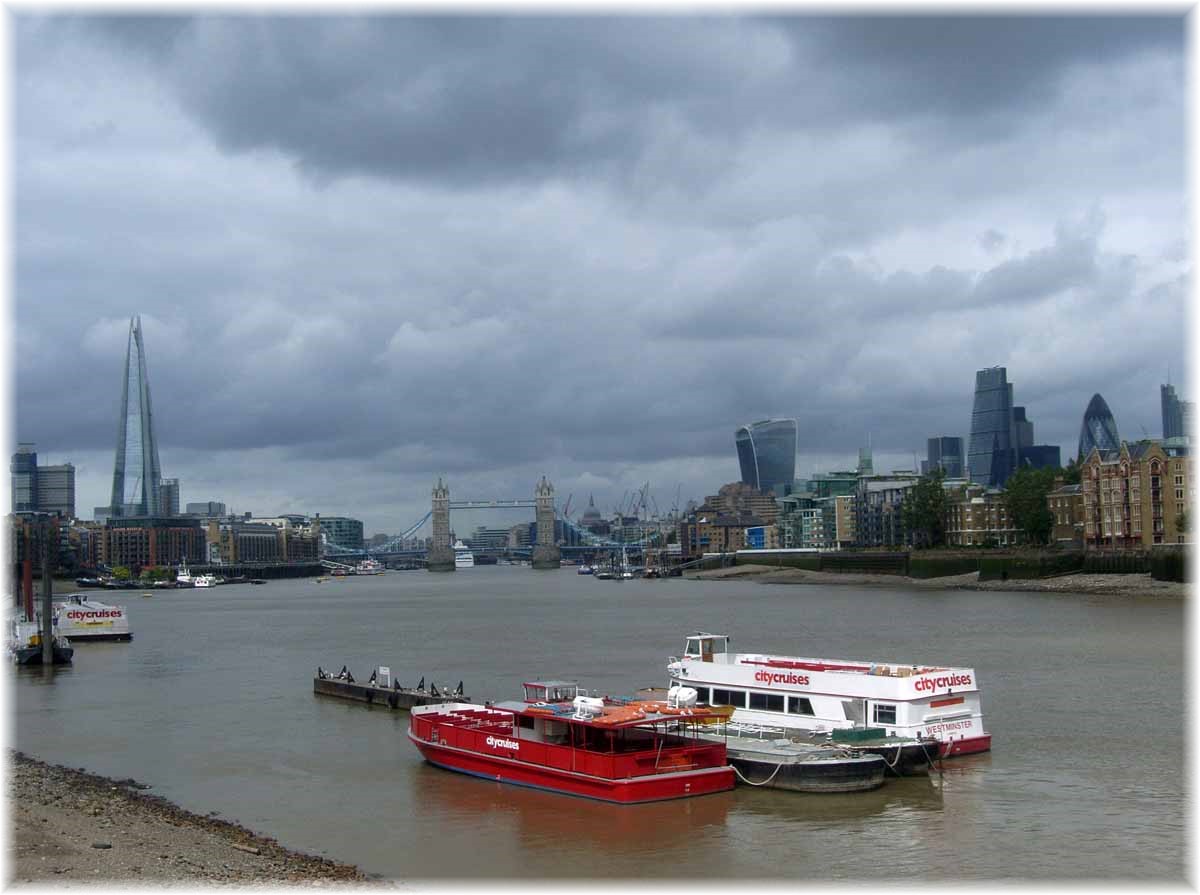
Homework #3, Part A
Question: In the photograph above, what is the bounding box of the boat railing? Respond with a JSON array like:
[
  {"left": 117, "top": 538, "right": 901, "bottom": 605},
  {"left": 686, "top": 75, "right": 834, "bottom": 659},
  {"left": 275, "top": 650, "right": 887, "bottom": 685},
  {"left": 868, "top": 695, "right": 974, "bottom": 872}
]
[{"left": 727, "top": 721, "right": 787, "bottom": 740}]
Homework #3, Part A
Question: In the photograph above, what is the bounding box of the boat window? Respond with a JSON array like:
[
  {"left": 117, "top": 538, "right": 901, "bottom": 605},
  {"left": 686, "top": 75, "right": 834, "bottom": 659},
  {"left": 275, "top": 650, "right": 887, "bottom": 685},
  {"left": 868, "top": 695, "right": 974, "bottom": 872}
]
[
  {"left": 749, "top": 692, "right": 784, "bottom": 712},
  {"left": 872, "top": 704, "right": 897, "bottom": 725},
  {"left": 711, "top": 688, "right": 746, "bottom": 708},
  {"left": 518, "top": 716, "right": 535, "bottom": 730},
  {"left": 690, "top": 686, "right": 710, "bottom": 704},
  {"left": 787, "top": 697, "right": 814, "bottom": 716}
]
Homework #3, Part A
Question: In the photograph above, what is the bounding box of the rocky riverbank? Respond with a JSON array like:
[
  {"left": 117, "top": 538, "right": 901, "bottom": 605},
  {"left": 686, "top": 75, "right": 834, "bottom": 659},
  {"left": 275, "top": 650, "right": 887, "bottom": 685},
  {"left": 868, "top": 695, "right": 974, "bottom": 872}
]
[
  {"left": 687, "top": 563, "right": 1188, "bottom": 597},
  {"left": 7, "top": 751, "right": 388, "bottom": 887}
]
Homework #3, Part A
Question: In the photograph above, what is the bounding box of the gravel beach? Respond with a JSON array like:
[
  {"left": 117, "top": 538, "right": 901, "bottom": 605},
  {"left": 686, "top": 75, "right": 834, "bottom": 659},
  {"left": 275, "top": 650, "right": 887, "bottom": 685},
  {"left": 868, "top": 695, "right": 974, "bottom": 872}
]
[
  {"left": 687, "top": 564, "right": 1189, "bottom": 597},
  {"left": 6, "top": 751, "right": 389, "bottom": 887}
]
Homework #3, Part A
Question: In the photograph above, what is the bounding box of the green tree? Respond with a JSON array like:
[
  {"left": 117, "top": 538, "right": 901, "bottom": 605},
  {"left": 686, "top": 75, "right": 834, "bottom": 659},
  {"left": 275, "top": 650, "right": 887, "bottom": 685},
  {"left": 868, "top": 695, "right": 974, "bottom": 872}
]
[
  {"left": 1061, "top": 456, "right": 1082, "bottom": 486},
  {"left": 1003, "top": 466, "right": 1058, "bottom": 545},
  {"left": 112, "top": 566, "right": 131, "bottom": 581},
  {"left": 1177, "top": 510, "right": 1189, "bottom": 535},
  {"left": 902, "top": 469, "right": 948, "bottom": 549}
]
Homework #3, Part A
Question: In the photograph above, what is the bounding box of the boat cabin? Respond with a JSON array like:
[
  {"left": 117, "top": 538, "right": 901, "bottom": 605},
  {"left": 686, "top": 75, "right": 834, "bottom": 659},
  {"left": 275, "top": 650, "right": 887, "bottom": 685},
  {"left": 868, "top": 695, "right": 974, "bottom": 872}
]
[
  {"left": 682, "top": 633, "right": 730, "bottom": 663},
  {"left": 522, "top": 680, "right": 581, "bottom": 703}
]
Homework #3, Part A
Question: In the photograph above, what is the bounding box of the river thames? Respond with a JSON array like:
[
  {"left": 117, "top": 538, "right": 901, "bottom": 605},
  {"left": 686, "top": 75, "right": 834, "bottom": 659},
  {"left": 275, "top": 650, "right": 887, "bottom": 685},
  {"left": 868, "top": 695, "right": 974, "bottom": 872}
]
[{"left": 10, "top": 567, "right": 1187, "bottom": 883}]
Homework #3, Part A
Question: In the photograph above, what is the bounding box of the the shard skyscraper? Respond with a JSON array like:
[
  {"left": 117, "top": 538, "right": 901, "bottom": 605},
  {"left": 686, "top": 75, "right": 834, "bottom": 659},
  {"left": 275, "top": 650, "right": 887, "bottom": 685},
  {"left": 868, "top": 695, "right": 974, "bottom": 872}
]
[{"left": 108, "top": 316, "right": 163, "bottom": 517}]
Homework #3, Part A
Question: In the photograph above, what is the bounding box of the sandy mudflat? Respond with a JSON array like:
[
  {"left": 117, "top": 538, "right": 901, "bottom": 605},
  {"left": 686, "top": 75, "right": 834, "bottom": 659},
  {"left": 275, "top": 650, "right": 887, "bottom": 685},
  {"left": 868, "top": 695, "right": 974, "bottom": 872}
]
[
  {"left": 7, "top": 751, "right": 393, "bottom": 887},
  {"left": 687, "top": 563, "right": 1188, "bottom": 597}
]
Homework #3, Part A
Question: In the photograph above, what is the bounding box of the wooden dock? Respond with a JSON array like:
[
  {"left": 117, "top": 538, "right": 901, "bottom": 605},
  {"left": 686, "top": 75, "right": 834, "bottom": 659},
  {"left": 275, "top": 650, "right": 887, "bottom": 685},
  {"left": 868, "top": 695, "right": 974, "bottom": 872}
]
[{"left": 313, "top": 672, "right": 465, "bottom": 710}]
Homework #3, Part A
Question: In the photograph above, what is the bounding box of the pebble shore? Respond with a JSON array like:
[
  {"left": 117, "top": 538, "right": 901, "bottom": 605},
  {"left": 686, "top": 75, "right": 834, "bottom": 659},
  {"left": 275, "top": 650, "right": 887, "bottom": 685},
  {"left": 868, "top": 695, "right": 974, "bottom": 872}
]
[
  {"left": 7, "top": 751, "right": 389, "bottom": 887},
  {"left": 687, "top": 564, "right": 1188, "bottom": 597}
]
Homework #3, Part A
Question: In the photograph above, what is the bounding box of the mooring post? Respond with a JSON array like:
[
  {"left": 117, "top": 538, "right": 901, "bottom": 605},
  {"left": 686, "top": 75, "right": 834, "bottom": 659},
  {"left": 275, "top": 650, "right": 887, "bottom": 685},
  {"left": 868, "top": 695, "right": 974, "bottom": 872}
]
[{"left": 40, "top": 521, "right": 54, "bottom": 666}]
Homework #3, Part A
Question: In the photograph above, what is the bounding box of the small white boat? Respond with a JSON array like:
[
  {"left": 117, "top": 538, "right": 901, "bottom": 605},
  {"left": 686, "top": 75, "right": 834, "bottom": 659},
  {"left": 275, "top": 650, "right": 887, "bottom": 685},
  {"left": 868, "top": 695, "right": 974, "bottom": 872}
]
[
  {"left": 53, "top": 594, "right": 132, "bottom": 641},
  {"left": 193, "top": 575, "right": 217, "bottom": 588},
  {"left": 176, "top": 567, "right": 194, "bottom": 587},
  {"left": 453, "top": 541, "right": 475, "bottom": 569},
  {"left": 356, "top": 558, "right": 385, "bottom": 575}
]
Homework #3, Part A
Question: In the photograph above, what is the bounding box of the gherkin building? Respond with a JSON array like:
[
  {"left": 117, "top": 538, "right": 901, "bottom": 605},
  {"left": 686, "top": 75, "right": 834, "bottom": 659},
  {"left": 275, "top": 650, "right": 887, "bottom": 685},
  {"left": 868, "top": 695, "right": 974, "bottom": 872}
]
[{"left": 1077, "top": 393, "right": 1121, "bottom": 460}]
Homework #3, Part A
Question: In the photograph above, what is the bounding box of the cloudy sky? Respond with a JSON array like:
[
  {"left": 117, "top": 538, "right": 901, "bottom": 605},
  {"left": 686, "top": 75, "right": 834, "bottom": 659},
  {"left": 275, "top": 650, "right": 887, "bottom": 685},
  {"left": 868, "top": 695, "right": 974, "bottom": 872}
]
[{"left": 8, "top": 12, "right": 1192, "bottom": 536}]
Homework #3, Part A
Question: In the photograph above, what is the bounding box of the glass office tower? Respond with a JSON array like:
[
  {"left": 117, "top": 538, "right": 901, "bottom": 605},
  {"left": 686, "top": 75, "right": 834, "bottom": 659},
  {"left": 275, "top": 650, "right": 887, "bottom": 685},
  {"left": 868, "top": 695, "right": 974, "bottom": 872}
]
[
  {"left": 109, "top": 316, "right": 164, "bottom": 518},
  {"left": 967, "top": 367, "right": 1016, "bottom": 487},
  {"left": 735, "top": 419, "right": 797, "bottom": 496},
  {"left": 1077, "top": 393, "right": 1121, "bottom": 460},
  {"left": 923, "top": 436, "right": 965, "bottom": 478},
  {"left": 1162, "top": 384, "right": 1185, "bottom": 440}
]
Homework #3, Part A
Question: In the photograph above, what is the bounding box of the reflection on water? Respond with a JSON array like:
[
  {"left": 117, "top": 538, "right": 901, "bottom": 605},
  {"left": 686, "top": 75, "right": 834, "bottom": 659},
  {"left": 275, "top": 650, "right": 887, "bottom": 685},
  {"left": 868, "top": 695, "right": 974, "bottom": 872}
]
[{"left": 408, "top": 762, "right": 735, "bottom": 873}]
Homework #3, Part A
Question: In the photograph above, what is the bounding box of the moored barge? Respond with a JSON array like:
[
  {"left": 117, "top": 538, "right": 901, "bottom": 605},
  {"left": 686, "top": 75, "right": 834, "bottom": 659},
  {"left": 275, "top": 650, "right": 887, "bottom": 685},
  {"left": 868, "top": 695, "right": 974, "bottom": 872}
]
[{"left": 314, "top": 666, "right": 464, "bottom": 710}]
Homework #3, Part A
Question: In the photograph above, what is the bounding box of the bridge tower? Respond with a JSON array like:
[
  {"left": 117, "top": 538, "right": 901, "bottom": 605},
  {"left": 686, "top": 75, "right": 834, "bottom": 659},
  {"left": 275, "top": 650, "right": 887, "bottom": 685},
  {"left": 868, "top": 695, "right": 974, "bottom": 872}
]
[
  {"left": 531, "top": 476, "right": 562, "bottom": 570},
  {"left": 427, "top": 477, "right": 455, "bottom": 572}
]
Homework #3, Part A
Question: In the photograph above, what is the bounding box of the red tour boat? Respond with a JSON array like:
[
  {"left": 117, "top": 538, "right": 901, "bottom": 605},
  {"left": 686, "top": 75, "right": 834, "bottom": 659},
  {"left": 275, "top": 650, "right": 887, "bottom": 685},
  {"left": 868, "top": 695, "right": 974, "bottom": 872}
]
[{"left": 408, "top": 680, "right": 736, "bottom": 804}]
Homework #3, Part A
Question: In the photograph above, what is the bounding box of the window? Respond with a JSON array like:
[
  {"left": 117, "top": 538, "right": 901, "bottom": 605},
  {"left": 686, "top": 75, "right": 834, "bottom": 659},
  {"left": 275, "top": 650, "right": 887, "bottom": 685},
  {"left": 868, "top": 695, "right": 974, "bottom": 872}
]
[
  {"left": 689, "top": 686, "right": 710, "bottom": 704},
  {"left": 873, "top": 704, "right": 897, "bottom": 725},
  {"left": 788, "top": 696, "right": 814, "bottom": 715},
  {"left": 748, "top": 692, "right": 784, "bottom": 712},
  {"left": 711, "top": 688, "right": 746, "bottom": 708}
]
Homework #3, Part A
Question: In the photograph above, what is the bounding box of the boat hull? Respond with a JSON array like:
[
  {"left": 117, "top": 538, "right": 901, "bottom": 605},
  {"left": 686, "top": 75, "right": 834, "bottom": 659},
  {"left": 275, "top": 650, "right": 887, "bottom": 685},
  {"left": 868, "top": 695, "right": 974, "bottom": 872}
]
[
  {"left": 12, "top": 644, "right": 74, "bottom": 666},
  {"left": 408, "top": 733, "right": 735, "bottom": 804},
  {"left": 726, "top": 751, "right": 887, "bottom": 793},
  {"left": 939, "top": 734, "right": 992, "bottom": 758}
]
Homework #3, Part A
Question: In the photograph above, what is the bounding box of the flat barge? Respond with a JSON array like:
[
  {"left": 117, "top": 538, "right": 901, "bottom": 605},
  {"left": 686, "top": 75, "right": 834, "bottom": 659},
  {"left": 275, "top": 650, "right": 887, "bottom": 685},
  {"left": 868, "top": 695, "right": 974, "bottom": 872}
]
[{"left": 313, "top": 666, "right": 465, "bottom": 710}]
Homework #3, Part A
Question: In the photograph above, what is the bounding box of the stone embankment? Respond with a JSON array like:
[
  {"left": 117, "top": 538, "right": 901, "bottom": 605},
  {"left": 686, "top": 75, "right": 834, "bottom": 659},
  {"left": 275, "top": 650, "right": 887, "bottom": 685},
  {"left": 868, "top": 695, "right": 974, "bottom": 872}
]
[
  {"left": 8, "top": 751, "right": 388, "bottom": 887},
  {"left": 688, "top": 563, "right": 1188, "bottom": 597}
]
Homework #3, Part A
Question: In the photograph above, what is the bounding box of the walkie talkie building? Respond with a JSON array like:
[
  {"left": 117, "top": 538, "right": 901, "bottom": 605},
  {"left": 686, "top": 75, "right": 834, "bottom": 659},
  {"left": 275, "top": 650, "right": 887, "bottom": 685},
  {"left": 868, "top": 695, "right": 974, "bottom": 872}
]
[
  {"left": 735, "top": 419, "right": 797, "bottom": 496},
  {"left": 109, "top": 316, "right": 163, "bottom": 518}
]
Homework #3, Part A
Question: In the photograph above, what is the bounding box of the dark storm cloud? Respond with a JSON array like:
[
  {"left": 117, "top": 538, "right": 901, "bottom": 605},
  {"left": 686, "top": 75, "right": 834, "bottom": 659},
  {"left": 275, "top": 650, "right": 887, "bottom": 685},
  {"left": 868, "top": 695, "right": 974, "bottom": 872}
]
[
  {"left": 76, "top": 14, "right": 1183, "bottom": 190},
  {"left": 11, "top": 14, "right": 1189, "bottom": 531}
]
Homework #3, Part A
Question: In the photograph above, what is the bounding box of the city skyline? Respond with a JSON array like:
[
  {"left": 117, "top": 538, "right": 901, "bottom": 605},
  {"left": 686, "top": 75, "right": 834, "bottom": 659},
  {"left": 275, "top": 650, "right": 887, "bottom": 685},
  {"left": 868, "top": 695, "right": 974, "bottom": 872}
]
[{"left": 9, "top": 14, "right": 1191, "bottom": 534}]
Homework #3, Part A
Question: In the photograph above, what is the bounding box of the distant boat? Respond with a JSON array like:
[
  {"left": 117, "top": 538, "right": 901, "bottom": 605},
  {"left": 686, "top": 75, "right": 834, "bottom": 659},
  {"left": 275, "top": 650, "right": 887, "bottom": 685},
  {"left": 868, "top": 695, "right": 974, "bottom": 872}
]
[
  {"left": 193, "top": 574, "right": 217, "bottom": 588},
  {"left": 356, "top": 558, "right": 385, "bottom": 575},
  {"left": 577, "top": 565, "right": 594, "bottom": 575},
  {"left": 176, "top": 568, "right": 194, "bottom": 587},
  {"left": 453, "top": 541, "right": 475, "bottom": 569}
]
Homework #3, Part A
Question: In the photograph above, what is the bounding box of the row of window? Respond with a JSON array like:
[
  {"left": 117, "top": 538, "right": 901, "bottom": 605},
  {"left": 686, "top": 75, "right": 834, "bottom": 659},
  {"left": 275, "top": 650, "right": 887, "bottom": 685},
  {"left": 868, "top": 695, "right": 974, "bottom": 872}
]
[{"left": 683, "top": 684, "right": 815, "bottom": 716}]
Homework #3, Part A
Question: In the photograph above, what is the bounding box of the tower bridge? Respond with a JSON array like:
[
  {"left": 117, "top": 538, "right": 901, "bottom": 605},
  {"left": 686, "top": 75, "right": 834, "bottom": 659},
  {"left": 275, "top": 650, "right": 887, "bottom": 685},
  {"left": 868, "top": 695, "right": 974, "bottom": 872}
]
[{"left": 320, "top": 477, "right": 668, "bottom": 570}]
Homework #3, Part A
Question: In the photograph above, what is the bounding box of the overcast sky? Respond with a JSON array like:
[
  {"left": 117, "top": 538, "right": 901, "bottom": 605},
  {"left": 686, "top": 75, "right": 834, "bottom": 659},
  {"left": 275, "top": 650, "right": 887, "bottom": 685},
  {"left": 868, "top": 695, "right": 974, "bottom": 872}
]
[{"left": 7, "top": 12, "right": 1192, "bottom": 536}]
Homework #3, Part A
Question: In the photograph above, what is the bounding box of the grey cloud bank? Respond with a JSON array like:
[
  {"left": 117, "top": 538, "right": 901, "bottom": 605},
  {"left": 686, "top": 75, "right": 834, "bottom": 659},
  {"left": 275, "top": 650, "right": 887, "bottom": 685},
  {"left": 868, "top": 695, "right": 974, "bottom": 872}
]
[{"left": 11, "top": 13, "right": 1190, "bottom": 534}]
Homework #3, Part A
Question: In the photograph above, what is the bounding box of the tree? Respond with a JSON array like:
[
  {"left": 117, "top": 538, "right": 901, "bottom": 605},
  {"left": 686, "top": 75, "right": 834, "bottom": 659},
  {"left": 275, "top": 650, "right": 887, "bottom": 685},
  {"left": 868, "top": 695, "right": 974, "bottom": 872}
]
[
  {"left": 1062, "top": 456, "right": 1082, "bottom": 486},
  {"left": 112, "top": 566, "right": 131, "bottom": 581},
  {"left": 1177, "top": 510, "right": 1189, "bottom": 535},
  {"left": 902, "top": 469, "right": 948, "bottom": 549},
  {"left": 1003, "top": 466, "right": 1057, "bottom": 546}
]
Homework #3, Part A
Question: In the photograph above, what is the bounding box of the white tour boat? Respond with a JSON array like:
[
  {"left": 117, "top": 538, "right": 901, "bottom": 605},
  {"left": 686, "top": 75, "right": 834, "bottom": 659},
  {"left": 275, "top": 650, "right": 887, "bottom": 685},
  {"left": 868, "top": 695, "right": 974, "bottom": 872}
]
[
  {"left": 356, "top": 558, "right": 385, "bottom": 575},
  {"left": 53, "top": 594, "right": 132, "bottom": 642},
  {"left": 667, "top": 632, "right": 990, "bottom": 759},
  {"left": 453, "top": 541, "right": 475, "bottom": 569},
  {"left": 193, "top": 574, "right": 217, "bottom": 588},
  {"left": 176, "top": 567, "right": 194, "bottom": 587}
]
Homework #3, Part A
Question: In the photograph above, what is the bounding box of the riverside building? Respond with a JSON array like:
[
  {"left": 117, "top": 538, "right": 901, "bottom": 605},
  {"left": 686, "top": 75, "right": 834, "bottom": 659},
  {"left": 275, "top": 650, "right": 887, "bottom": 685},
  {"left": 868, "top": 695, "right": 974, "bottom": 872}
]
[{"left": 1080, "top": 440, "right": 1192, "bottom": 548}]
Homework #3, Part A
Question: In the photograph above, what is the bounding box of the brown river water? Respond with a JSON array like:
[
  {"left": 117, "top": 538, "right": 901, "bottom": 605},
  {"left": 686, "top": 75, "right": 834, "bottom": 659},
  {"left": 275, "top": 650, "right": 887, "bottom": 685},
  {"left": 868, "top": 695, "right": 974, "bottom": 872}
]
[{"left": 9, "top": 567, "right": 1187, "bottom": 882}]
